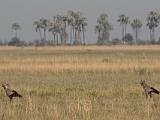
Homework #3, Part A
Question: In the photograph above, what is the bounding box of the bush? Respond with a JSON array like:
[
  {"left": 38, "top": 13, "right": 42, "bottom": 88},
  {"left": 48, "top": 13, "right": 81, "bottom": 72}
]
[
  {"left": 123, "top": 33, "right": 134, "bottom": 44},
  {"left": 97, "top": 40, "right": 111, "bottom": 45},
  {"left": 157, "top": 37, "right": 160, "bottom": 44},
  {"left": 8, "top": 37, "right": 21, "bottom": 46},
  {"left": 136, "top": 40, "right": 146, "bottom": 45},
  {"left": 112, "top": 38, "right": 122, "bottom": 45},
  {"left": 8, "top": 37, "right": 26, "bottom": 46},
  {"left": 73, "top": 40, "right": 82, "bottom": 45}
]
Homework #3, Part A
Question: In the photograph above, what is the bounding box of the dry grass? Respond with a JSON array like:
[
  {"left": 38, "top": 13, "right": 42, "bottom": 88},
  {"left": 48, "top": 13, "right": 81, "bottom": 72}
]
[{"left": 0, "top": 45, "right": 160, "bottom": 120}]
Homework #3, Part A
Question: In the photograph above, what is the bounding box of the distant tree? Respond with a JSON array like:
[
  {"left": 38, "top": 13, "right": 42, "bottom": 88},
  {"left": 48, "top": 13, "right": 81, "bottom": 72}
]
[
  {"left": 73, "top": 12, "right": 81, "bottom": 44},
  {"left": 95, "top": 24, "right": 103, "bottom": 42},
  {"left": 67, "top": 10, "right": 76, "bottom": 44},
  {"left": 39, "top": 18, "right": 51, "bottom": 42},
  {"left": 48, "top": 20, "right": 57, "bottom": 45},
  {"left": 117, "top": 14, "right": 130, "bottom": 42},
  {"left": 80, "top": 16, "right": 87, "bottom": 45},
  {"left": 33, "top": 20, "right": 43, "bottom": 40},
  {"left": 95, "top": 13, "right": 113, "bottom": 44},
  {"left": 57, "top": 15, "right": 68, "bottom": 44},
  {"left": 33, "top": 18, "right": 50, "bottom": 43},
  {"left": 146, "top": 11, "right": 160, "bottom": 41},
  {"left": 49, "top": 15, "right": 68, "bottom": 45},
  {"left": 131, "top": 19, "right": 142, "bottom": 43},
  {"left": 11, "top": 23, "right": 21, "bottom": 38},
  {"left": 67, "top": 11, "right": 87, "bottom": 45},
  {"left": 123, "top": 33, "right": 133, "bottom": 44}
]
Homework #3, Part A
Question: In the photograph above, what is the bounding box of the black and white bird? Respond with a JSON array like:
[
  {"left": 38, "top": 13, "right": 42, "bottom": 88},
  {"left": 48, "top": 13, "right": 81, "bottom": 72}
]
[
  {"left": 140, "top": 80, "right": 159, "bottom": 98},
  {"left": 2, "top": 84, "right": 22, "bottom": 101}
]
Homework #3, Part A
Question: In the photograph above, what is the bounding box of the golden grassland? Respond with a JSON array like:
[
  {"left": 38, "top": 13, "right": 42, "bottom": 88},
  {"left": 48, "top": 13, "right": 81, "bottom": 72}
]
[{"left": 0, "top": 45, "right": 160, "bottom": 120}]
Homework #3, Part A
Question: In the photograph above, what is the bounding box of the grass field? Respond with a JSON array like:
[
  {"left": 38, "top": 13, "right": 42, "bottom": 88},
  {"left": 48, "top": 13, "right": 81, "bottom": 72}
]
[{"left": 0, "top": 45, "right": 160, "bottom": 120}]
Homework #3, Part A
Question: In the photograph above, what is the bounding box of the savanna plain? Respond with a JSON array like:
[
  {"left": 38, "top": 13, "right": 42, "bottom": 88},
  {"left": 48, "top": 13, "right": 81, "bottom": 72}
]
[{"left": 0, "top": 45, "right": 160, "bottom": 120}]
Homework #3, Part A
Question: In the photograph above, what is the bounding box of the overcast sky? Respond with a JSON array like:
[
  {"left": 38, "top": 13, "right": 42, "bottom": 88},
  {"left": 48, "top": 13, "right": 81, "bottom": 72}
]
[{"left": 0, "top": 0, "right": 160, "bottom": 43}]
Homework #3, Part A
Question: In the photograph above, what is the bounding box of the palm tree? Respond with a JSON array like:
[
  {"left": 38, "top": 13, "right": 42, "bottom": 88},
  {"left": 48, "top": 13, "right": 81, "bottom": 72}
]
[
  {"left": 146, "top": 11, "right": 160, "bottom": 42},
  {"left": 57, "top": 15, "right": 68, "bottom": 44},
  {"left": 131, "top": 19, "right": 142, "bottom": 43},
  {"left": 73, "top": 11, "right": 82, "bottom": 44},
  {"left": 95, "top": 13, "right": 113, "bottom": 44},
  {"left": 49, "top": 15, "right": 69, "bottom": 45},
  {"left": 60, "top": 15, "right": 68, "bottom": 44},
  {"left": 81, "top": 17, "right": 87, "bottom": 45},
  {"left": 117, "top": 14, "right": 130, "bottom": 42},
  {"left": 67, "top": 10, "right": 75, "bottom": 45},
  {"left": 11, "top": 23, "right": 21, "bottom": 38},
  {"left": 48, "top": 22, "right": 57, "bottom": 45},
  {"left": 33, "top": 20, "right": 43, "bottom": 40},
  {"left": 33, "top": 18, "right": 50, "bottom": 45},
  {"left": 67, "top": 11, "right": 87, "bottom": 45},
  {"left": 39, "top": 18, "right": 50, "bottom": 42},
  {"left": 95, "top": 24, "right": 103, "bottom": 41},
  {"left": 49, "top": 22, "right": 59, "bottom": 45}
]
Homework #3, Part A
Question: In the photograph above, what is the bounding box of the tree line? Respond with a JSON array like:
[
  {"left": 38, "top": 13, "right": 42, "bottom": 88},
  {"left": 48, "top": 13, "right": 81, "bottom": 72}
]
[{"left": 2, "top": 10, "right": 160, "bottom": 46}]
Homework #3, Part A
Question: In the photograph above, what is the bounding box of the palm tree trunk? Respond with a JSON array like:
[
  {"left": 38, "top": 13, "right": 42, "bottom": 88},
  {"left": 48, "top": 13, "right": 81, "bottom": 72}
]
[
  {"left": 60, "top": 34, "right": 63, "bottom": 45},
  {"left": 70, "top": 27, "right": 72, "bottom": 45},
  {"left": 98, "top": 30, "right": 101, "bottom": 41},
  {"left": 56, "top": 34, "right": 59, "bottom": 45},
  {"left": 150, "top": 29, "right": 152, "bottom": 42},
  {"left": 102, "top": 31, "right": 104, "bottom": 40},
  {"left": 122, "top": 25, "right": 124, "bottom": 42},
  {"left": 38, "top": 29, "right": 42, "bottom": 40},
  {"left": 152, "top": 28, "right": 155, "bottom": 41},
  {"left": 135, "top": 29, "right": 138, "bottom": 44},
  {"left": 44, "top": 30, "right": 46, "bottom": 41},
  {"left": 15, "top": 31, "right": 18, "bottom": 38},
  {"left": 82, "top": 29, "right": 85, "bottom": 45},
  {"left": 78, "top": 30, "right": 81, "bottom": 44},
  {"left": 124, "top": 24, "right": 127, "bottom": 40},
  {"left": 75, "top": 29, "right": 77, "bottom": 44},
  {"left": 73, "top": 27, "right": 75, "bottom": 43},
  {"left": 53, "top": 34, "right": 56, "bottom": 45}
]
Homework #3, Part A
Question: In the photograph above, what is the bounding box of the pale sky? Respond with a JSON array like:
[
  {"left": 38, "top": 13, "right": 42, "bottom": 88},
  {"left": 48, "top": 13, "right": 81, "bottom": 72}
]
[{"left": 0, "top": 0, "right": 160, "bottom": 43}]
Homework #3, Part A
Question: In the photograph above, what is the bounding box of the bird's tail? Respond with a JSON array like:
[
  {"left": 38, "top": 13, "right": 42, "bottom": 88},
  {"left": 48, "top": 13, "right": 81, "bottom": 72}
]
[
  {"left": 151, "top": 87, "right": 159, "bottom": 94},
  {"left": 18, "top": 94, "right": 22, "bottom": 97},
  {"left": 16, "top": 93, "right": 22, "bottom": 97}
]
